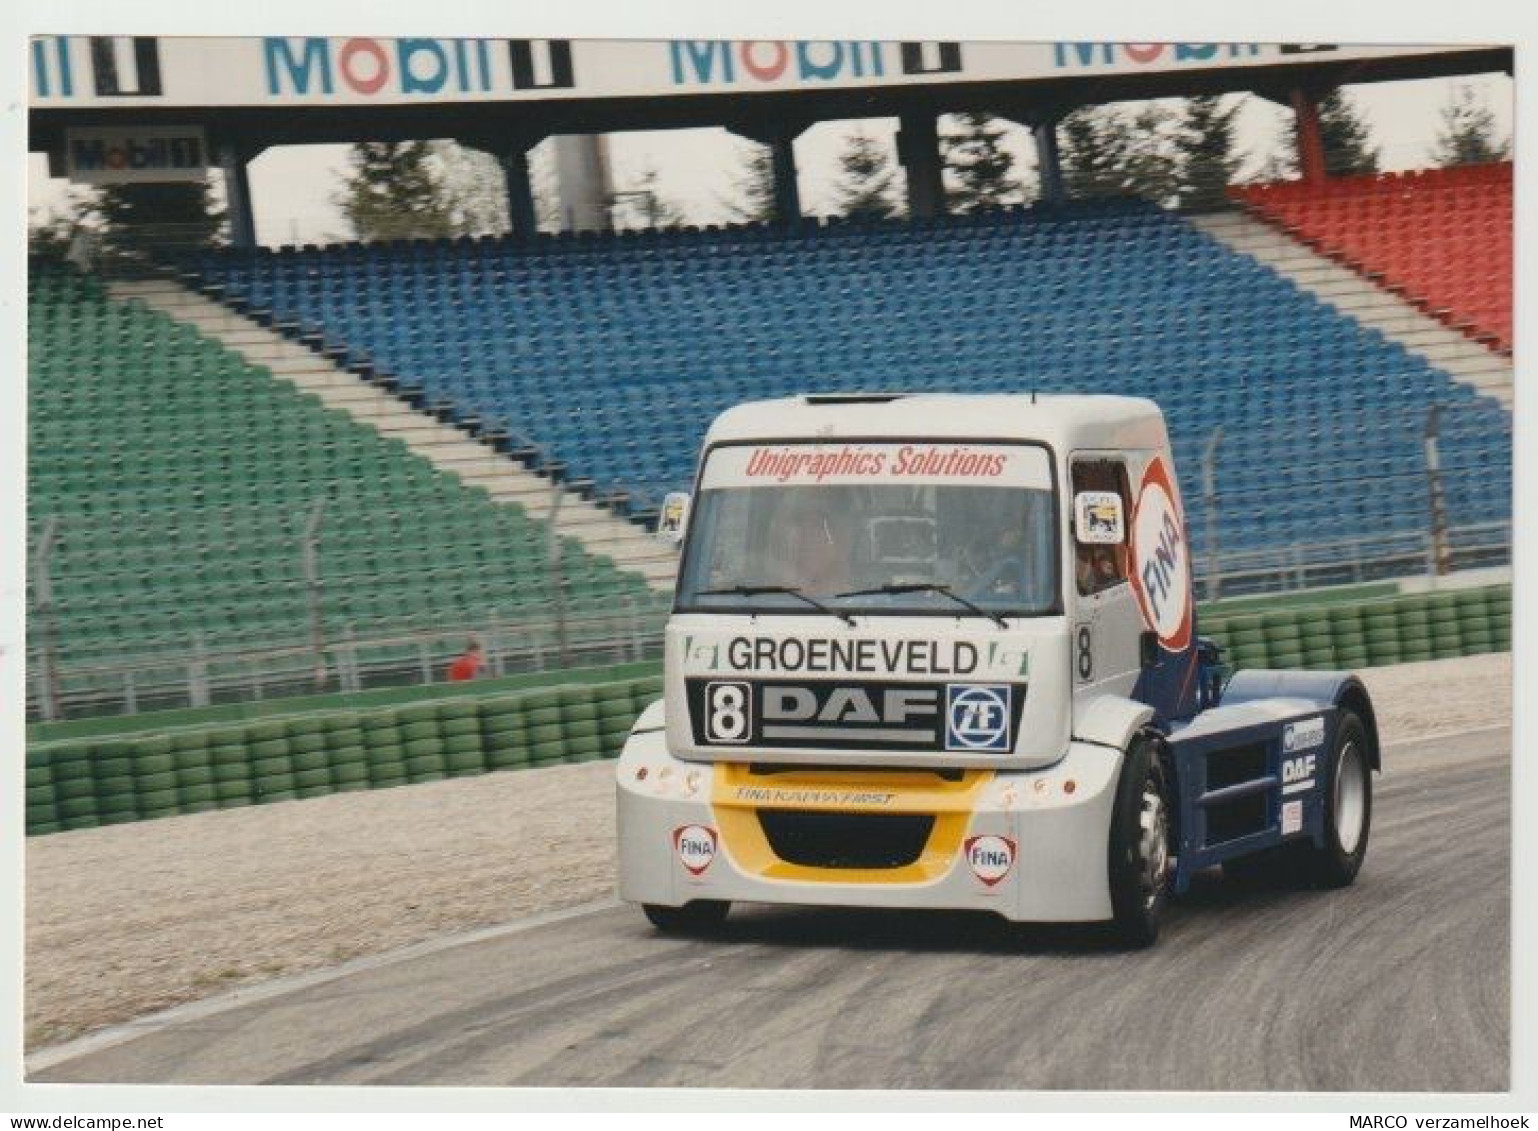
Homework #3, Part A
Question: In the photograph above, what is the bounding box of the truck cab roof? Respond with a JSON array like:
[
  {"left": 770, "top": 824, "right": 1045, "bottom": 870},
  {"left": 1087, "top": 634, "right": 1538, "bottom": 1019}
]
[{"left": 703, "top": 393, "right": 1170, "bottom": 454}]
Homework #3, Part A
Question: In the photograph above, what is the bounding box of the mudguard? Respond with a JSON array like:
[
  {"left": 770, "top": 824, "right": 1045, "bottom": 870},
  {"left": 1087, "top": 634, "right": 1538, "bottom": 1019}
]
[
  {"left": 1222, "top": 669, "right": 1380, "bottom": 769},
  {"left": 631, "top": 698, "right": 666, "bottom": 735},
  {"left": 1073, "top": 694, "right": 1156, "bottom": 753}
]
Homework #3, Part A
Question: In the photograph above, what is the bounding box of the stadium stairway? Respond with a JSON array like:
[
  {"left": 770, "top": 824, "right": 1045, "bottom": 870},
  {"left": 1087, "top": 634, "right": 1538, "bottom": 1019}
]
[
  {"left": 1188, "top": 210, "right": 1513, "bottom": 411},
  {"left": 106, "top": 277, "right": 678, "bottom": 588}
]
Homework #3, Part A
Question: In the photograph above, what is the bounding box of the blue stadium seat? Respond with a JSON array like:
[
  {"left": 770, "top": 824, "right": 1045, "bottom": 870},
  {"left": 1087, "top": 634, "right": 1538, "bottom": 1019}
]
[{"left": 186, "top": 201, "right": 1512, "bottom": 558}]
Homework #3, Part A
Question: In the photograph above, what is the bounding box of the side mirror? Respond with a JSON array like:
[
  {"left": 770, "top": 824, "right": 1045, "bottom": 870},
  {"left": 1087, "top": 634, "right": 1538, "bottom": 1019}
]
[
  {"left": 656, "top": 491, "right": 690, "bottom": 548},
  {"left": 1074, "top": 491, "right": 1125, "bottom": 545}
]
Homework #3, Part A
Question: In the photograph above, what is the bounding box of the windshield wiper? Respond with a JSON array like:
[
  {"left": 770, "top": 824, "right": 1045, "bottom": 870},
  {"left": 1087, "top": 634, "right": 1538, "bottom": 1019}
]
[
  {"left": 696, "top": 584, "right": 856, "bottom": 626},
  {"left": 834, "top": 582, "right": 1009, "bottom": 629}
]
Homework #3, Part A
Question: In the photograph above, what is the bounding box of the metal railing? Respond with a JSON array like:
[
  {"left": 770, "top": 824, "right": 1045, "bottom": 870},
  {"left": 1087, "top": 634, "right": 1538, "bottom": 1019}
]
[
  {"left": 24, "top": 512, "right": 1509, "bottom": 722},
  {"left": 24, "top": 481, "right": 673, "bottom": 721},
  {"left": 26, "top": 603, "right": 668, "bottom": 723},
  {"left": 1194, "top": 520, "right": 1511, "bottom": 601}
]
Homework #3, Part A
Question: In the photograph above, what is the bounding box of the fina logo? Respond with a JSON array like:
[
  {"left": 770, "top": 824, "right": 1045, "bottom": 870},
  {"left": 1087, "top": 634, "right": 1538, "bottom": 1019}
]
[
  {"left": 945, "top": 684, "right": 1011, "bottom": 751},
  {"left": 1128, "top": 456, "right": 1193, "bottom": 653}
]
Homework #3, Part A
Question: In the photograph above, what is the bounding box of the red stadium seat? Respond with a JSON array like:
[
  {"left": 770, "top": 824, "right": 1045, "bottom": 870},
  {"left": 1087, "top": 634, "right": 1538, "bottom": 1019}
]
[{"left": 1231, "top": 163, "right": 1512, "bottom": 353}]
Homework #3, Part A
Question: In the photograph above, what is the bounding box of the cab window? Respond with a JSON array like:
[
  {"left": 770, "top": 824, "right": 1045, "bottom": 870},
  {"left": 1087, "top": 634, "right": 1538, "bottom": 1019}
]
[{"left": 1072, "top": 458, "right": 1131, "bottom": 596}]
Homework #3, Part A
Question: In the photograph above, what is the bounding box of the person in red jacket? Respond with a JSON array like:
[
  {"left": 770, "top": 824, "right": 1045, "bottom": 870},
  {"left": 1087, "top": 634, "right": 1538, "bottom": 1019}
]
[{"left": 446, "top": 639, "right": 485, "bottom": 682}]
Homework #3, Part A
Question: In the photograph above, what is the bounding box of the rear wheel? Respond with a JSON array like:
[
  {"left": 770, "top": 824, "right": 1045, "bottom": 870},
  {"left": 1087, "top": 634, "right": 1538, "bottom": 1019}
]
[
  {"left": 1107, "top": 735, "right": 1172, "bottom": 948},
  {"left": 642, "top": 900, "right": 731, "bottom": 934},
  {"left": 1293, "top": 711, "right": 1372, "bottom": 888}
]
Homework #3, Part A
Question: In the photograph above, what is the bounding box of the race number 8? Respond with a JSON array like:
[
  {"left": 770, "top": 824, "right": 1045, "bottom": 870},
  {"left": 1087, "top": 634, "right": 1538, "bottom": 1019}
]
[{"left": 705, "top": 681, "right": 752, "bottom": 744}]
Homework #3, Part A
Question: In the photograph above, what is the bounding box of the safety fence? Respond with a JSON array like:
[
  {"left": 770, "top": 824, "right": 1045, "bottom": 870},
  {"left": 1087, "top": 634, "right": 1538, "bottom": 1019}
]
[{"left": 24, "top": 585, "right": 1510, "bottom": 836}]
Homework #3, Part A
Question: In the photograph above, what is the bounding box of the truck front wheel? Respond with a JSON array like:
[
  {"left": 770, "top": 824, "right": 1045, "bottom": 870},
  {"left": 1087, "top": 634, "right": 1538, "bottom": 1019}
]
[
  {"left": 1107, "top": 735, "right": 1172, "bottom": 948},
  {"left": 643, "top": 901, "right": 731, "bottom": 934}
]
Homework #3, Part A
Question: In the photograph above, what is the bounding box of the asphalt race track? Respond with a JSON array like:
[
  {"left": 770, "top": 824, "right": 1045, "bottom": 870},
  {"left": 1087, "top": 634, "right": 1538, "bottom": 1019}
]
[{"left": 30, "top": 726, "right": 1509, "bottom": 1091}]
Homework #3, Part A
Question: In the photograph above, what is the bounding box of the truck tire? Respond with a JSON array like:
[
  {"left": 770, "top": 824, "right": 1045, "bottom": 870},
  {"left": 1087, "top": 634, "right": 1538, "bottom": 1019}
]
[
  {"left": 1107, "top": 734, "right": 1172, "bottom": 948},
  {"left": 1292, "top": 710, "right": 1372, "bottom": 888},
  {"left": 643, "top": 901, "right": 730, "bottom": 934}
]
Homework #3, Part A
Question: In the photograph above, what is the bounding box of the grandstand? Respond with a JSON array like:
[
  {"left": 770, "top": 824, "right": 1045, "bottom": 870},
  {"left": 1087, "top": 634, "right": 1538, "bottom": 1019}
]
[
  {"left": 27, "top": 264, "right": 668, "bottom": 709},
  {"left": 25, "top": 38, "right": 1513, "bottom": 723},
  {"left": 180, "top": 198, "right": 1512, "bottom": 565},
  {"left": 1231, "top": 163, "right": 1512, "bottom": 353}
]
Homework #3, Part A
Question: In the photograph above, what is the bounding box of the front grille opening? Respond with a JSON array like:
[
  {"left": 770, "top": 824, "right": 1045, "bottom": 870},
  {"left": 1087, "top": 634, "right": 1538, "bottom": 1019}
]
[
  {"left": 1205, "top": 793, "right": 1268, "bottom": 847},
  {"left": 1204, "top": 742, "right": 1269, "bottom": 791},
  {"left": 758, "top": 810, "right": 934, "bottom": 869}
]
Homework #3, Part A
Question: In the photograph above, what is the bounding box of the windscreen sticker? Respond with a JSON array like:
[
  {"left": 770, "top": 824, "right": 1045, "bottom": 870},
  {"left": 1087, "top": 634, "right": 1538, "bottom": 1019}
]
[
  {"left": 1127, "top": 455, "right": 1193, "bottom": 653},
  {"left": 702, "top": 443, "right": 1053, "bottom": 489}
]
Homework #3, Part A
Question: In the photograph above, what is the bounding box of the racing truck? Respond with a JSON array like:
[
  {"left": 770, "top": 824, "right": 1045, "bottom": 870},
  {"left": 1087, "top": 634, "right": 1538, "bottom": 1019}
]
[{"left": 616, "top": 394, "right": 1379, "bottom": 946}]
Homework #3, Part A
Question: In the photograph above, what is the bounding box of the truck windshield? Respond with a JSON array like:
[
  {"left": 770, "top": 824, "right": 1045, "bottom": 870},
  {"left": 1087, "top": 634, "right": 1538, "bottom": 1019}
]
[{"left": 676, "top": 442, "right": 1059, "bottom": 618}]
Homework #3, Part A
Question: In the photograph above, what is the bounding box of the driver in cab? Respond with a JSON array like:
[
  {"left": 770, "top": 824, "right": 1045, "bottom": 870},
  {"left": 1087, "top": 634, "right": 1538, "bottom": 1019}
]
[{"left": 771, "top": 496, "right": 854, "bottom": 596}]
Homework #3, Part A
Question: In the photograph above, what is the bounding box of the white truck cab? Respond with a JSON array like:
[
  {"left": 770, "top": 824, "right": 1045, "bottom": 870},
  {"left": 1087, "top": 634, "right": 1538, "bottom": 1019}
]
[{"left": 617, "top": 394, "right": 1378, "bottom": 946}]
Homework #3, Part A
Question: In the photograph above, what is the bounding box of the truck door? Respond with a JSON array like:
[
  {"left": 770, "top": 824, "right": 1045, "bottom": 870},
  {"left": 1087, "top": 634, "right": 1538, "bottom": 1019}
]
[{"left": 1069, "top": 455, "right": 1141, "bottom": 703}]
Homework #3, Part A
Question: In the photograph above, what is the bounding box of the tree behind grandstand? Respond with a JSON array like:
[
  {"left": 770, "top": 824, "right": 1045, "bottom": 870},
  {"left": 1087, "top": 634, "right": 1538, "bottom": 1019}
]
[
  {"left": 431, "top": 143, "right": 510, "bottom": 236},
  {"left": 94, "top": 178, "right": 227, "bottom": 257},
  {"left": 614, "top": 164, "right": 686, "bottom": 229},
  {"left": 1430, "top": 84, "right": 1510, "bottom": 166},
  {"left": 942, "top": 112, "right": 1026, "bottom": 213},
  {"left": 723, "top": 142, "right": 777, "bottom": 224},
  {"left": 1269, "top": 88, "right": 1380, "bottom": 179},
  {"left": 1059, "top": 104, "right": 1182, "bottom": 206},
  {"left": 832, "top": 129, "right": 903, "bottom": 219},
  {"left": 338, "top": 141, "right": 458, "bottom": 242},
  {"left": 1176, "top": 95, "right": 1245, "bottom": 208}
]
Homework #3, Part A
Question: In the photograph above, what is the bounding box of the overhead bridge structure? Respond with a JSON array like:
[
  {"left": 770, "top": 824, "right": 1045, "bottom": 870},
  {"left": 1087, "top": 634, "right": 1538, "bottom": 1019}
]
[{"left": 29, "top": 36, "right": 1513, "bottom": 245}]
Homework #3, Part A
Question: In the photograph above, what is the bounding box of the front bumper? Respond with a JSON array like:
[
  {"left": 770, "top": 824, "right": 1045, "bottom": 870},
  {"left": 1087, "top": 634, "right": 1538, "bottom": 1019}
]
[{"left": 615, "top": 727, "right": 1124, "bottom": 923}]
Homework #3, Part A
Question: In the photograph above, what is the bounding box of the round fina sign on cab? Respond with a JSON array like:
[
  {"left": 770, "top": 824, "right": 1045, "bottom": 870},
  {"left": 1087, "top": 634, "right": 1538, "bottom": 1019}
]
[{"left": 1127, "top": 456, "right": 1193, "bottom": 653}]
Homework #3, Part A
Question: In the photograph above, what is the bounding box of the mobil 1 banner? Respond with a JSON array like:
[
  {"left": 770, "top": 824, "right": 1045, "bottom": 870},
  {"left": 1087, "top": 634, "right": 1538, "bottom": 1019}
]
[{"left": 686, "top": 678, "right": 1027, "bottom": 754}]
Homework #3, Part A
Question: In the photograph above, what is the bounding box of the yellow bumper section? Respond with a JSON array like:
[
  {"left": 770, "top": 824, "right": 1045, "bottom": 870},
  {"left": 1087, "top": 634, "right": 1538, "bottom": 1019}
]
[{"left": 710, "top": 764, "right": 994, "bottom": 884}]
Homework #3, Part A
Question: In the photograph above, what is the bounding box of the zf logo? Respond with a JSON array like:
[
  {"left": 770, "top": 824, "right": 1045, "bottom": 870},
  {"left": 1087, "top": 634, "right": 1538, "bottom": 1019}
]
[
  {"left": 945, "top": 684, "right": 1012, "bottom": 751},
  {"left": 704, "top": 681, "right": 752, "bottom": 743}
]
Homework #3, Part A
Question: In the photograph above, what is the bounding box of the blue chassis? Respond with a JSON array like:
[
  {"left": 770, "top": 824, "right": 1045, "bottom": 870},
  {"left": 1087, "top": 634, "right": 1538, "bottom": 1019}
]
[{"left": 1160, "top": 666, "right": 1374, "bottom": 893}]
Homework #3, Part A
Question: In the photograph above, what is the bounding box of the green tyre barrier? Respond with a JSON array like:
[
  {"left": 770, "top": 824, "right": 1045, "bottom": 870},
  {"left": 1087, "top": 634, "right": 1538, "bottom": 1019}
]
[
  {"left": 331, "top": 761, "right": 370, "bottom": 785},
  {"left": 293, "top": 767, "right": 332, "bottom": 790},
  {"left": 134, "top": 771, "right": 177, "bottom": 794},
  {"left": 215, "top": 781, "right": 254, "bottom": 805},
  {"left": 400, "top": 720, "right": 440, "bottom": 743},
  {"left": 53, "top": 776, "right": 96, "bottom": 802},
  {"left": 526, "top": 706, "right": 562, "bottom": 728}
]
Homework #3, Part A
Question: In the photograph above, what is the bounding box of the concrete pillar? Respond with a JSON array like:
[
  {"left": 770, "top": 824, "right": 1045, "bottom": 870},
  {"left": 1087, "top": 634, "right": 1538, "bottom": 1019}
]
[
  {"left": 1291, "top": 88, "right": 1327, "bottom": 184},
  {"left": 768, "top": 132, "right": 802, "bottom": 227},
  {"left": 728, "top": 119, "right": 809, "bottom": 229},
  {"left": 500, "top": 144, "right": 538, "bottom": 241},
  {"left": 1033, "top": 118, "right": 1066, "bottom": 206},
  {"left": 897, "top": 111, "right": 944, "bottom": 219},
  {"left": 553, "top": 134, "right": 613, "bottom": 231},
  {"left": 219, "top": 143, "right": 257, "bottom": 249}
]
